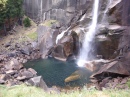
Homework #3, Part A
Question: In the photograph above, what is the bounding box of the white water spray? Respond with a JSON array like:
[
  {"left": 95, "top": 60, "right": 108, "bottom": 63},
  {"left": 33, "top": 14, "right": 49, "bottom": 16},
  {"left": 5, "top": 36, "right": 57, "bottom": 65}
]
[
  {"left": 101, "top": 0, "right": 112, "bottom": 24},
  {"left": 40, "top": 0, "right": 43, "bottom": 22},
  {"left": 56, "top": 27, "right": 70, "bottom": 44},
  {"left": 77, "top": 0, "right": 99, "bottom": 67}
]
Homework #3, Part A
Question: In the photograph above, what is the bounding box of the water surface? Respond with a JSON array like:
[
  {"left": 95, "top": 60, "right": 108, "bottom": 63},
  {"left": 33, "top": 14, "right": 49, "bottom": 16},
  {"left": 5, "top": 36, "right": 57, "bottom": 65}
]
[{"left": 24, "top": 58, "right": 92, "bottom": 87}]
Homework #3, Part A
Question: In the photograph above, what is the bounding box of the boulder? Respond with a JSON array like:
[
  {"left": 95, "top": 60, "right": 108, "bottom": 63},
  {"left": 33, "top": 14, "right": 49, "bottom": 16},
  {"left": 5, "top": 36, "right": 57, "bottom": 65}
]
[
  {"left": 5, "top": 42, "right": 11, "bottom": 48},
  {"left": 92, "top": 60, "right": 130, "bottom": 80},
  {"left": 16, "top": 76, "right": 26, "bottom": 81},
  {"left": 27, "top": 76, "right": 48, "bottom": 91},
  {"left": 5, "top": 70, "right": 16, "bottom": 75},
  {"left": 65, "top": 71, "right": 81, "bottom": 83},
  {"left": 28, "top": 68, "right": 37, "bottom": 76},
  {"left": 20, "top": 46, "right": 32, "bottom": 55},
  {"left": 83, "top": 59, "right": 108, "bottom": 72},
  {"left": 0, "top": 74, "right": 11, "bottom": 81},
  {"left": 0, "top": 79, "right": 5, "bottom": 84},
  {"left": 37, "top": 25, "right": 54, "bottom": 59},
  {"left": 50, "top": 31, "right": 79, "bottom": 60},
  {"left": 20, "top": 70, "right": 34, "bottom": 79},
  {"left": 7, "top": 58, "right": 23, "bottom": 70}
]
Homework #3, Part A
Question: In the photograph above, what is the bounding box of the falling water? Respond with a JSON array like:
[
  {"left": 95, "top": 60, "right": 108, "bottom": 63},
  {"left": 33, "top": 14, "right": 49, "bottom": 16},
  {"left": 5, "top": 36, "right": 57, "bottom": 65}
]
[
  {"left": 77, "top": 0, "right": 99, "bottom": 67},
  {"left": 40, "top": 0, "right": 43, "bottom": 22},
  {"left": 56, "top": 27, "right": 70, "bottom": 44},
  {"left": 101, "top": 0, "right": 112, "bottom": 24}
]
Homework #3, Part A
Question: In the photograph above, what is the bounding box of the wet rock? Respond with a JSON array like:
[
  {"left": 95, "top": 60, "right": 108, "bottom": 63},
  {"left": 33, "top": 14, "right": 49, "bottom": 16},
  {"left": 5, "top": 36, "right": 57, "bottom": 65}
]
[
  {"left": 84, "top": 59, "right": 108, "bottom": 72},
  {"left": 27, "top": 76, "right": 48, "bottom": 91},
  {"left": 66, "top": 54, "right": 76, "bottom": 61}
]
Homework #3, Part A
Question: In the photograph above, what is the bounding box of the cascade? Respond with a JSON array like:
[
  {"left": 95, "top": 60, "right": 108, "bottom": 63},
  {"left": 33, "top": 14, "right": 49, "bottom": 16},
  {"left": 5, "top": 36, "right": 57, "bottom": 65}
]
[
  {"left": 40, "top": 0, "right": 43, "bottom": 22},
  {"left": 56, "top": 27, "right": 71, "bottom": 44},
  {"left": 77, "top": 0, "right": 99, "bottom": 67},
  {"left": 101, "top": 0, "right": 112, "bottom": 24}
]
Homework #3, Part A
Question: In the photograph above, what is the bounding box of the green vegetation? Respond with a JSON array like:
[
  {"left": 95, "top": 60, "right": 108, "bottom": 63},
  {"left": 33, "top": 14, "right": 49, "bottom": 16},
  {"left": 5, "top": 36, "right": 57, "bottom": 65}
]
[
  {"left": 126, "top": 79, "right": 130, "bottom": 88},
  {"left": 23, "top": 17, "right": 31, "bottom": 27},
  {"left": 42, "top": 20, "right": 57, "bottom": 27},
  {"left": 0, "top": 84, "right": 130, "bottom": 97},
  {"left": 26, "top": 31, "right": 37, "bottom": 40},
  {"left": 0, "top": 0, "right": 23, "bottom": 33}
]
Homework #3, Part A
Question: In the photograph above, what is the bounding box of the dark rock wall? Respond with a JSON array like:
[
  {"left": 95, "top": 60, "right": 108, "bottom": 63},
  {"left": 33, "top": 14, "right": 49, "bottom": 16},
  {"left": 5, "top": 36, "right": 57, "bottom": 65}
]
[{"left": 121, "top": 0, "right": 130, "bottom": 26}]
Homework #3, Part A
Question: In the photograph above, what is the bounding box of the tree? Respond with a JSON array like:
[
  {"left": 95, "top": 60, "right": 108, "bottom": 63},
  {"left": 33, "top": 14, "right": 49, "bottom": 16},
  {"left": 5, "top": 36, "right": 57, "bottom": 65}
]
[
  {"left": 5, "top": 0, "right": 23, "bottom": 29},
  {"left": 0, "top": 0, "right": 23, "bottom": 34},
  {"left": 0, "top": 0, "right": 7, "bottom": 34}
]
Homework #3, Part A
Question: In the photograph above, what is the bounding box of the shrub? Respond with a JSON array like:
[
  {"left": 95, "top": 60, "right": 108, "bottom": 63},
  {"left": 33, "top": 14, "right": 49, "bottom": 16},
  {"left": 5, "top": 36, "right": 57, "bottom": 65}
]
[{"left": 23, "top": 17, "right": 31, "bottom": 27}]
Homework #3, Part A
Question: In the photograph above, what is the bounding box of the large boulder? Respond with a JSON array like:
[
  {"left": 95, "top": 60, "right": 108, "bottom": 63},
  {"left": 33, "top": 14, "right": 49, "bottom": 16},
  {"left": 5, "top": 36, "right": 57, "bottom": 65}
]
[
  {"left": 5, "top": 58, "right": 23, "bottom": 70},
  {"left": 37, "top": 25, "right": 54, "bottom": 58},
  {"left": 92, "top": 51, "right": 130, "bottom": 80},
  {"left": 27, "top": 76, "right": 48, "bottom": 91},
  {"left": 50, "top": 31, "right": 79, "bottom": 61}
]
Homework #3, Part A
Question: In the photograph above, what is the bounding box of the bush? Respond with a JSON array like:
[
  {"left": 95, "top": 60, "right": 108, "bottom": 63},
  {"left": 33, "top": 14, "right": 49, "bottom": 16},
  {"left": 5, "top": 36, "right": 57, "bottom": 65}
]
[{"left": 23, "top": 17, "right": 31, "bottom": 27}]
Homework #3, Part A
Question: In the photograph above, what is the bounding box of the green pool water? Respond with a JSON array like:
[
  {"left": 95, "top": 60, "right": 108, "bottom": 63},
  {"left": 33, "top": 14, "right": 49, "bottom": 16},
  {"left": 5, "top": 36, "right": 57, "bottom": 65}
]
[{"left": 24, "top": 57, "right": 92, "bottom": 87}]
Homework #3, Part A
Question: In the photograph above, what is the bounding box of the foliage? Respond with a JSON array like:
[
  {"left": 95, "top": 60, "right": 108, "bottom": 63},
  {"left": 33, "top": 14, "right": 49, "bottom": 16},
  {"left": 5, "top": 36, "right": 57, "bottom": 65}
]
[
  {"left": 0, "top": 0, "right": 7, "bottom": 24},
  {"left": 0, "top": 0, "right": 23, "bottom": 32},
  {"left": 26, "top": 32, "right": 37, "bottom": 40},
  {"left": 23, "top": 17, "right": 31, "bottom": 27},
  {"left": 0, "top": 84, "right": 130, "bottom": 97},
  {"left": 126, "top": 79, "right": 130, "bottom": 88}
]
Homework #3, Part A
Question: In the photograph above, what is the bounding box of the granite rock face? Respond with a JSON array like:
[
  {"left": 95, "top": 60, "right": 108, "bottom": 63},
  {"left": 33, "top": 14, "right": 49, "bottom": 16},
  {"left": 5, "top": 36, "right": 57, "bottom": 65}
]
[{"left": 23, "top": 0, "right": 88, "bottom": 25}]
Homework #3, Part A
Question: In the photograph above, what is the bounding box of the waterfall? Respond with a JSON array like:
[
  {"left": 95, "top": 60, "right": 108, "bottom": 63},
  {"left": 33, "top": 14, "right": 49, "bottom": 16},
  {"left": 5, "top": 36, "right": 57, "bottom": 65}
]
[
  {"left": 56, "top": 27, "right": 70, "bottom": 44},
  {"left": 101, "top": 0, "right": 112, "bottom": 24},
  {"left": 77, "top": 0, "right": 99, "bottom": 67},
  {"left": 40, "top": 0, "right": 43, "bottom": 22}
]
